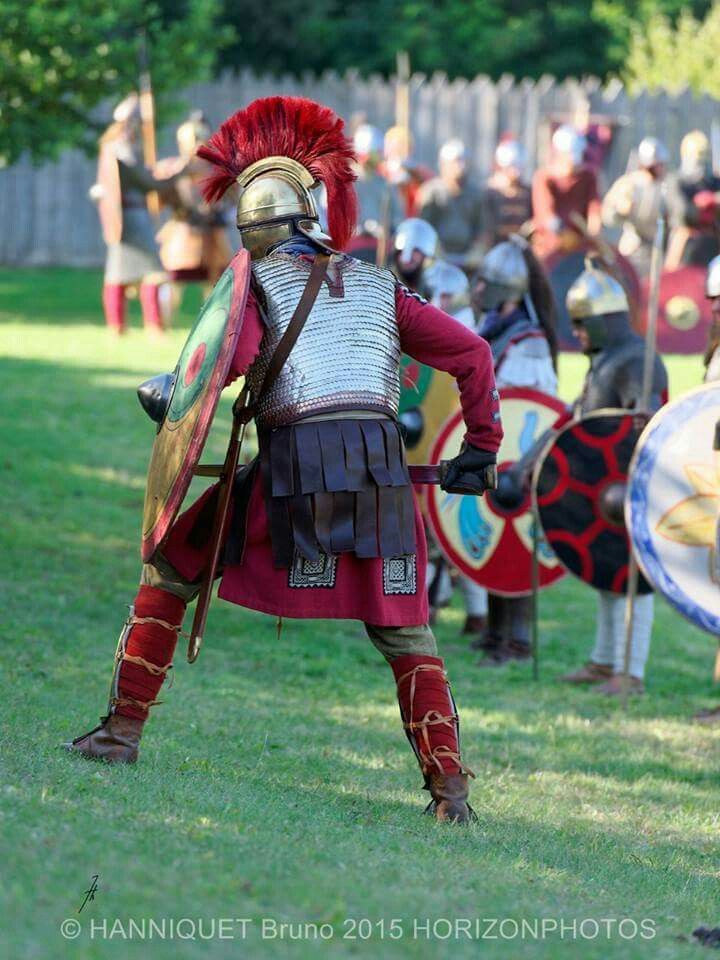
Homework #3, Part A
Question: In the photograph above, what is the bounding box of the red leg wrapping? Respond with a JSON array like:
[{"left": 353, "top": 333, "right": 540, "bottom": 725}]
[
  {"left": 102, "top": 284, "right": 126, "bottom": 333},
  {"left": 391, "top": 654, "right": 468, "bottom": 776},
  {"left": 114, "top": 585, "right": 186, "bottom": 721},
  {"left": 139, "top": 283, "right": 163, "bottom": 331}
]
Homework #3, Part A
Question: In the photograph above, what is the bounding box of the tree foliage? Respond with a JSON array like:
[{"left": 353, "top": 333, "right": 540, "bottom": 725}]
[
  {"left": 0, "top": 0, "right": 231, "bottom": 166},
  {"left": 624, "top": 1, "right": 720, "bottom": 95},
  {"left": 217, "top": 0, "right": 712, "bottom": 83}
]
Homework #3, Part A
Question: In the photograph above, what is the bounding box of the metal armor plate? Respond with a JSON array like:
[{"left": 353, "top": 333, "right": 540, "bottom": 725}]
[
  {"left": 140, "top": 249, "right": 251, "bottom": 562},
  {"left": 425, "top": 388, "right": 567, "bottom": 596},
  {"left": 248, "top": 253, "right": 400, "bottom": 427},
  {"left": 533, "top": 409, "right": 650, "bottom": 594},
  {"left": 626, "top": 382, "right": 720, "bottom": 633}
]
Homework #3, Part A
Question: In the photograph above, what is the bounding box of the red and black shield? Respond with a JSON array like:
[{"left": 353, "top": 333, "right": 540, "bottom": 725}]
[{"left": 533, "top": 409, "right": 650, "bottom": 594}]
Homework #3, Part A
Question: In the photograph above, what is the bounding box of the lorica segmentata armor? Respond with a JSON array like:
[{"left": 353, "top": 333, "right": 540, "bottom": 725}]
[{"left": 248, "top": 253, "right": 401, "bottom": 427}]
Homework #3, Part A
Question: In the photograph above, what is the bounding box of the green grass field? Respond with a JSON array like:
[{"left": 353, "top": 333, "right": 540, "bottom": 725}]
[{"left": 1, "top": 268, "right": 718, "bottom": 959}]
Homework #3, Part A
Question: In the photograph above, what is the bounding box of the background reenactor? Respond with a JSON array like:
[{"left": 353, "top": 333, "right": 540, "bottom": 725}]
[
  {"left": 92, "top": 94, "right": 182, "bottom": 335},
  {"left": 665, "top": 130, "right": 720, "bottom": 269},
  {"left": 602, "top": 136, "right": 669, "bottom": 277},
  {"left": 156, "top": 112, "right": 232, "bottom": 293},
  {"left": 482, "top": 138, "right": 533, "bottom": 247},
  {"left": 531, "top": 125, "right": 602, "bottom": 260},
  {"left": 560, "top": 263, "right": 667, "bottom": 695},
  {"left": 418, "top": 139, "right": 486, "bottom": 271}
]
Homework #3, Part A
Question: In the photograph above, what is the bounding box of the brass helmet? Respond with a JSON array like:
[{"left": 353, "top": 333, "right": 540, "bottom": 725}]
[
  {"left": 681, "top": 130, "right": 710, "bottom": 173},
  {"left": 235, "top": 156, "right": 332, "bottom": 260},
  {"left": 566, "top": 260, "right": 629, "bottom": 320},
  {"left": 198, "top": 97, "right": 358, "bottom": 261},
  {"left": 567, "top": 259, "right": 630, "bottom": 351}
]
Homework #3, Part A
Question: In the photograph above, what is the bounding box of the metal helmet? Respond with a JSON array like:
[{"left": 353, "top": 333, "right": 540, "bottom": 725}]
[
  {"left": 706, "top": 255, "right": 720, "bottom": 298},
  {"left": 424, "top": 260, "right": 470, "bottom": 313},
  {"left": 566, "top": 260, "right": 629, "bottom": 319},
  {"left": 495, "top": 139, "right": 526, "bottom": 171},
  {"left": 113, "top": 92, "right": 139, "bottom": 123},
  {"left": 552, "top": 124, "right": 586, "bottom": 166},
  {"left": 681, "top": 130, "right": 710, "bottom": 171},
  {"left": 637, "top": 136, "right": 669, "bottom": 170},
  {"left": 177, "top": 111, "right": 211, "bottom": 159},
  {"left": 235, "top": 156, "right": 331, "bottom": 259},
  {"left": 567, "top": 261, "right": 631, "bottom": 352},
  {"left": 394, "top": 218, "right": 438, "bottom": 266},
  {"left": 477, "top": 238, "right": 529, "bottom": 310},
  {"left": 354, "top": 124, "right": 384, "bottom": 160},
  {"left": 199, "top": 98, "right": 358, "bottom": 261},
  {"left": 439, "top": 138, "right": 467, "bottom": 165}
]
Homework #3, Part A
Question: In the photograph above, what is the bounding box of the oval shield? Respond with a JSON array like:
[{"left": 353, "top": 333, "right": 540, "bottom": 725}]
[
  {"left": 426, "top": 387, "right": 567, "bottom": 596},
  {"left": 141, "top": 249, "right": 251, "bottom": 562},
  {"left": 626, "top": 382, "right": 720, "bottom": 633},
  {"left": 534, "top": 409, "right": 650, "bottom": 594}
]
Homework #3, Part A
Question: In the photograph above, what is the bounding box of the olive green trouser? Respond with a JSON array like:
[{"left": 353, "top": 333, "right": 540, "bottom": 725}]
[{"left": 141, "top": 555, "right": 438, "bottom": 660}]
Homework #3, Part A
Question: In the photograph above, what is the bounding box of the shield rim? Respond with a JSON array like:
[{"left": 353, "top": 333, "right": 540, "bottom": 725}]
[
  {"left": 626, "top": 381, "right": 720, "bottom": 634},
  {"left": 141, "top": 249, "right": 251, "bottom": 562},
  {"left": 426, "top": 386, "right": 567, "bottom": 597},
  {"left": 532, "top": 407, "right": 644, "bottom": 594}
]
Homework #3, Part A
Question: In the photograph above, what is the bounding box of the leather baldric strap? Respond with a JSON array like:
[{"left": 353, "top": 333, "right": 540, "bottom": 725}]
[{"left": 254, "top": 253, "right": 331, "bottom": 402}]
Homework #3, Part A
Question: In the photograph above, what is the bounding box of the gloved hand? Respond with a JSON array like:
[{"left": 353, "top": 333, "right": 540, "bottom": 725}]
[{"left": 441, "top": 442, "right": 497, "bottom": 495}]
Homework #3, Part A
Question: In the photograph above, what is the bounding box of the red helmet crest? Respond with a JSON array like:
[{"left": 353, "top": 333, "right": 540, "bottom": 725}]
[{"left": 199, "top": 96, "right": 358, "bottom": 250}]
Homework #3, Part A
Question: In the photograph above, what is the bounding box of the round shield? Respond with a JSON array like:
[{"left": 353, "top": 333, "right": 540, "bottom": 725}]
[
  {"left": 426, "top": 387, "right": 567, "bottom": 596},
  {"left": 400, "top": 357, "right": 459, "bottom": 466},
  {"left": 543, "top": 246, "right": 640, "bottom": 349},
  {"left": 534, "top": 409, "right": 650, "bottom": 594},
  {"left": 639, "top": 264, "right": 711, "bottom": 354},
  {"left": 141, "top": 249, "right": 251, "bottom": 562},
  {"left": 626, "top": 382, "right": 720, "bottom": 633}
]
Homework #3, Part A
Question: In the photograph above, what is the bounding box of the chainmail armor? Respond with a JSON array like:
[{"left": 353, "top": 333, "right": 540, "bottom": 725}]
[{"left": 248, "top": 253, "right": 401, "bottom": 427}]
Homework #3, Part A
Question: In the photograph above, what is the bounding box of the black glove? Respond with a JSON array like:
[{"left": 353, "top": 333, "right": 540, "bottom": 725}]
[{"left": 441, "top": 442, "right": 497, "bottom": 495}]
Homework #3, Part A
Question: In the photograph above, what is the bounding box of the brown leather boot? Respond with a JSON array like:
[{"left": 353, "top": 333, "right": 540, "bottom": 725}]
[
  {"left": 64, "top": 714, "right": 144, "bottom": 763},
  {"left": 426, "top": 773, "right": 477, "bottom": 824},
  {"left": 595, "top": 674, "right": 645, "bottom": 697},
  {"left": 559, "top": 662, "right": 613, "bottom": 684},
  {"left": 477, "top": 637, "right": 530, "bottom": 666},
  {"left": 462, "top": 615, "right": 489, "bottom": 650}
]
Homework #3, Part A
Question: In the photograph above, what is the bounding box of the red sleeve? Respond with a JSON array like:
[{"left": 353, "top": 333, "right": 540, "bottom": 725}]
[
  {"left": 225, "top": 289, "right": 264, "bottom": 387},
  {"left": 395, "top": 284, "right": 503, "bottom": 452},
  {"left": 531, "top": 169, "right": 553, "bottom": 223}
]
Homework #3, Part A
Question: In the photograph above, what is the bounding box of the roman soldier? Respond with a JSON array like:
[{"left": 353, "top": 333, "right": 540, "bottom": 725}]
[
  {"left": 92, "top": 93, "right": 182, "bottom": 335},
  {"left": 66, "top": 97, "right": 503, "bottom": 824},
  {"left": 559, "top": 263, "right": 667, "bottom": 695},
  {"left": 601, "top": 137, "right": 669, "bottom": 277},
  {"left": 469, "top": 236, "right": 559, "bottom": 661}
]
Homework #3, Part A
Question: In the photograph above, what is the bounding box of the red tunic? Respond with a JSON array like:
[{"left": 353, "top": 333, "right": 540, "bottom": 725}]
[{"left": 163, "top": 282, "right": 502, "bottom": 626}]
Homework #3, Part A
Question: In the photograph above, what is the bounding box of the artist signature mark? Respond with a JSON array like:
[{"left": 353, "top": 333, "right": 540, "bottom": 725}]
[{"left": 78, "top": 875, "right": 100, "bottom": 913}]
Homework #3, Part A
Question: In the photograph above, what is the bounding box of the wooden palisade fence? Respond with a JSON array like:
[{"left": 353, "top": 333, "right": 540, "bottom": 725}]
[{"left": 1, "top": 71, "right": 719, "bottom": 266}]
